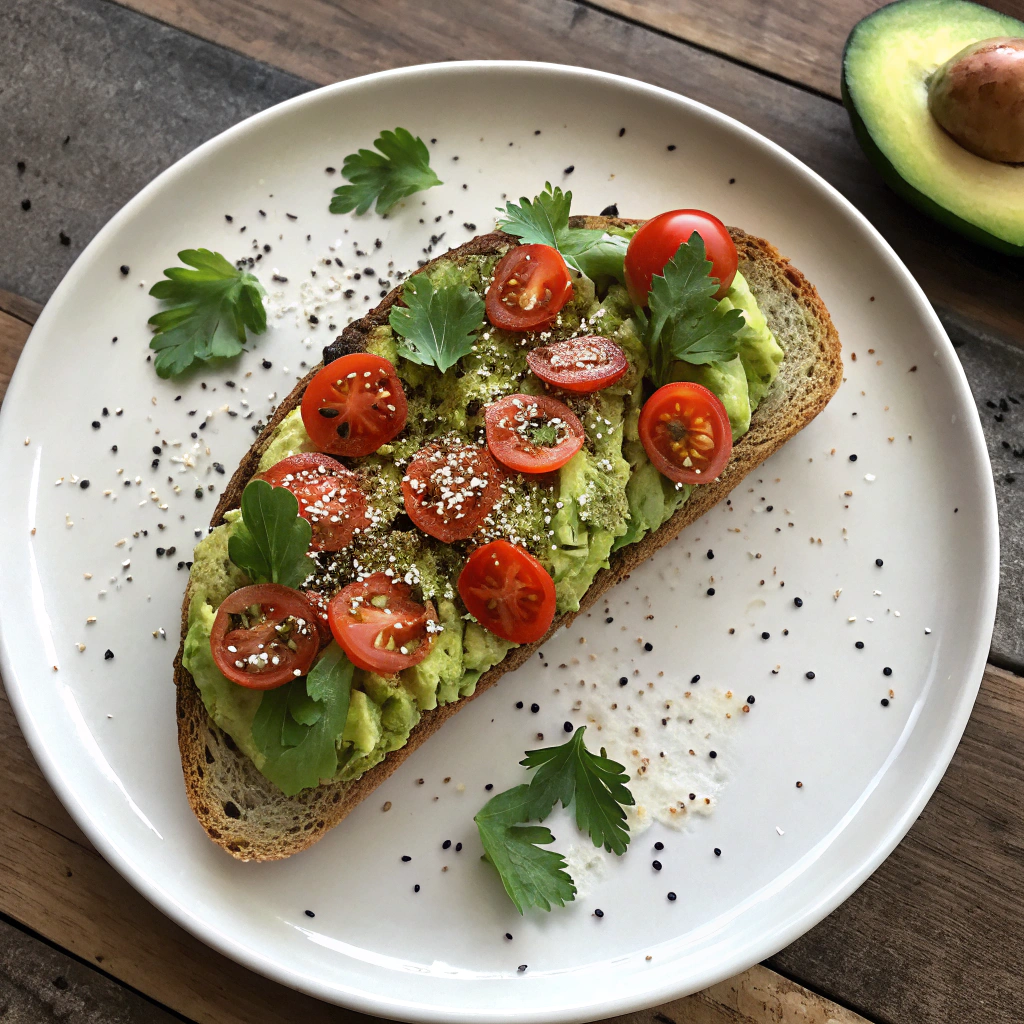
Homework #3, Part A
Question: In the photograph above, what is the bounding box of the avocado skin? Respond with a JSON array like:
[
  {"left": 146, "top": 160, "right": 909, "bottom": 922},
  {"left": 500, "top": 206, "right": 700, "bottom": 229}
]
[{"left": 840, "top": 1, "right": 1024, "bottom": 258}]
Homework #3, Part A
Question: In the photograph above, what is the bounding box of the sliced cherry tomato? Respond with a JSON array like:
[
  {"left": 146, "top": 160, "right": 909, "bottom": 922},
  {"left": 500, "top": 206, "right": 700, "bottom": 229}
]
[
  {"left": 327, "top": 573, "right": 437, "bottom": 675},
  {"left": 300, "top": 353, "right": 408, "bottom": 457},
  {"left": 260, "top": 453, "right": 371, "bottom": 551},
  {"left": 639, "top": 381, "right": 733, "bottom": 485},
  {"left": 211, "top": 584, "right": 319, "bottom": 690},
  {"left": 625, "top": 210, "right": 738, "bottom": 304},
  {"left": 458, "top": 540, "right": 556, "bottom": 644},
  {"left": 484, "top": 394, "right": 584, "bottom": 474},
  {"left": 401, "top": 437, "right": 503, "bottom": 542},
  {"left": 485, "top": 244, "right": 573, "bottom": 332},
  {"left": 527, "top": 335, "right": 628, "bottom": 394}
]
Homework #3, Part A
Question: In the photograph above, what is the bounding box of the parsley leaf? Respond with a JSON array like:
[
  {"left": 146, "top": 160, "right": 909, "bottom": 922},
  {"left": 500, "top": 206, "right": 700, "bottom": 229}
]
[
  {"left": 228, "top": 480, "right": 313, "bottom": 589},
  {"left": 644, "top": 233, "right": 746, "bottom": 385},
  {"left": 148, "top": 249, "right": 266, "bottom": 379},
  {"left": 474, "top": 785, "right": 577, "bottom": 914},
  {"left": 388, "top": 275, "right": 484, "bottom": 373},
  {"left": 521, "top": 726, "right": 634, "bottom": 855},
  {"left": 496, "top": 183, "right": 605, "bottom": 273},
  {"left": 574, "top": 232, "right": 630, "bottom": 283},
  {"left": 251, "top": 643, "right": 354, "bottom": 796},
  {"left": 329, "top": 128, "right": 442, "bottom": 216}
]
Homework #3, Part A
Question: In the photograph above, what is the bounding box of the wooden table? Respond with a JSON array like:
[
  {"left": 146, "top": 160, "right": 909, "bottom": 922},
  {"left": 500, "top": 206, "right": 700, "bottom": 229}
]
[{"left": 1, "top": 1, "right": 1023, "bottom": 1021}]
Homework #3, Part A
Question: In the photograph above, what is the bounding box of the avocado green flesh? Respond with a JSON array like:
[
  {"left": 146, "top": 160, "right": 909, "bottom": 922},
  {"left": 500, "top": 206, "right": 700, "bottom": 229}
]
[
  {"left": 843, "top": 0, "right": 1024, "bottom": 255},
  {"left": 182, "top": 258, "right": 782, "bottom": 791}
]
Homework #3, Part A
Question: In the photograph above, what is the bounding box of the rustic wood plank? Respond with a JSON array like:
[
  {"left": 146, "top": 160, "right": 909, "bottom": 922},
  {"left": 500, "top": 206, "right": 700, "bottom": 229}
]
[
  {"left": 0, "top": 310, "right": 30, "bottom": 406},
  {"left": 0, "top": 678, "right": 872, "bottom": 1024},
  {"left": 0, "top": 288, "right": 42, "bottom": 326},
  {"left": 768, "top": 665, "right": 1024, "bottom": 1023},
  {"left": 583, "top": 0, "right": 1024, "bottom": 99},
  {"left": 0, "top": 914, "right": 181, "bottom": 1024},
  {"left": 109, "top": 0, "right": 1023, "bottom": 348}
]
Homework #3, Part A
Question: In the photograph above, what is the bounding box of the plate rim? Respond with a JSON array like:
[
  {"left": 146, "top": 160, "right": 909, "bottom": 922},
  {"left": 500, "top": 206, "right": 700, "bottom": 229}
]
[{"left": 0, "top": 58, "right": 1000, "bottom": 1023}]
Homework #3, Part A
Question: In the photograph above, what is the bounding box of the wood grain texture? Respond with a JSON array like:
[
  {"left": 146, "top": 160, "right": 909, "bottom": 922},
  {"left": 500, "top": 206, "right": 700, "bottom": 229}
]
[
  {"left": 0, "top": 678, "right": 872, "bottom": 1024},
  {"left": 586, "top": 0, "right": 1024, "bottom": 98},
  {"left": 112, "top": 0, "right": 1023, "bottom": 348},
  {"left": 0, "top": 288, "right": 42, "bottom": 326},
  {"left": 0, "top": 310, "right": 30, "bottom": 405}
]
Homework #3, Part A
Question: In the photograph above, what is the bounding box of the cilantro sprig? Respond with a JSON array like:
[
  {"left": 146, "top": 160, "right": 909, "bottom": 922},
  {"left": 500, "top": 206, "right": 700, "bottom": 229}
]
[
  {"left": 496, "top": 183, "right": 606, "bottom": 274},
  {"left": 389, "top": 275, "right": 485, "bottom": 373},
  {"left": 330, "top": 128, "right": 442, "bottom": 216},
  {"left": 474, "top": 726, "right": 634, "bottom": 913},
  {"left": 147, "top": 249, "right": 266, "bottom": 379},
  {"left": 228, "top": 480, "right": 313, "bottom": 588},
  {"left": 252, "top": 643, "right": 355, "bottom": 796},
  {"left": 641, "top": 233, "right": 745, "bottom": 385}
]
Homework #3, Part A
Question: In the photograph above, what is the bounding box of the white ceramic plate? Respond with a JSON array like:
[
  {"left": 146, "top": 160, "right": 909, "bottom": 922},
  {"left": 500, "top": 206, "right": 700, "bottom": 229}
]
[{"left": 0, "top": 62, "right": 998, "bottom": 1023}]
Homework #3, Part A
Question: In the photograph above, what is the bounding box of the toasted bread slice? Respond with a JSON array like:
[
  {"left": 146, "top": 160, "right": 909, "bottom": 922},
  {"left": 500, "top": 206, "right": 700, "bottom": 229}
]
[{"left": 173, "top": 217, "right": 842, "bottom": 861}]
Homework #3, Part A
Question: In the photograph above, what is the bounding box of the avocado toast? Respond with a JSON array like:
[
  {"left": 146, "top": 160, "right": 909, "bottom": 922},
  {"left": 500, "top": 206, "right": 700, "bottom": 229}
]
[{"left": 174, "top": 214, "right": 841, "bottom": 861}]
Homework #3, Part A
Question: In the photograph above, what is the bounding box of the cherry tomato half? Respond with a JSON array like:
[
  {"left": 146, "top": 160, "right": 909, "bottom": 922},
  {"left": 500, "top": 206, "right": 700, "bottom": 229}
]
[
  {"left": 211, "top": 584, "right": 319, "bottom": 690},
  {"left": 527, "top": 335, "right": 628, "bottom": 394},
  {"left": 485, "top": 244, "right": 573, "bottom": 332},
  {"left": 485, "top": 394, "right": 584, "bottom": 474},
  {"left": 458, "top": 540, "right": 556, "bottom": 644},
  {"left": 638, "top": 381, "right": 733, "bottom": 485},
  {"left": 327, "top": 573, "right": 437, "bottom": 675},
  {"left": 260, "top": 453, "right": 371, "bottom": 552},
  {"left": 401, "top": 437, "right": 503, "bottom": 542},
  {"left": 300, "top": 353, "right": 408, "bottom": 457},
  {"left": 624, "top": 210, "right": 738, "bottom": 305}
]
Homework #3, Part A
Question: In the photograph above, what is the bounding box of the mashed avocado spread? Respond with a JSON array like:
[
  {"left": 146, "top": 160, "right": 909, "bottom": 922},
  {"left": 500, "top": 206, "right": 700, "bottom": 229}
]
[{"left": 182, "top": 250, "right": 782, "bottom": 793}]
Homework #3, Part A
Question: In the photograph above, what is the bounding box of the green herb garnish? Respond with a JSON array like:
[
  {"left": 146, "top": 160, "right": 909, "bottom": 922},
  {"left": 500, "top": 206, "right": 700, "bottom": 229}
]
[
  {"left": 496, "top": 183, "right": 607, "bottom": 273},
  {"left": 251, "top": 643, "right": 355, "bottom": 796},
  {"left": 642, "top": 233, "right": 745, "bottom": 385},
  {"left": 388, "top": 274, "right": 485, "bottom": 373},
  {"left": 147, "top": 249, "right": 266, "bottom": 379},
  {"left": 329, "top": 128, "right": 442, "bottom": 216},
  {"left": 228, "top": 480, "right": 313, "bottom": 588},
  {"left": 474, "top": 726, "right": 634, "bottom": 913}
]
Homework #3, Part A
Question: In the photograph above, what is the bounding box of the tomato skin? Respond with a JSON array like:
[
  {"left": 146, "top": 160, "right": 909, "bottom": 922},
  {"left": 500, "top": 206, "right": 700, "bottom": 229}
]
[
  {"left": 624, "top": 210, "right": 738, "bottom": 304},
  {"left": 300, "top": 353, "right": 408, "bottom": 457},
  {"left": 327, "top": 573, "right": 437, "bottom": 675},
  {"left": 527, "top": 336, "right": 628, "bottom": 394},
  {"left": 401, "top": 437, "right": 503, "bottom": 542},
  {"left": 485, "top": 244, "right": 574, "bottom": 332},
  {"left": 458, "top": 540, "right": 556, "bottom": 644},
  {"left": 638, "top": 381, "right": 733, "bottom": 485},
  {"left": 210, "top": 584, "right": 320, "bottom": 690},
  {"left": 259, "top": 453, "right": 371, "bottom": 551},
  {"left": 484, "top": 394, "right": 584, "bottom": 474}
]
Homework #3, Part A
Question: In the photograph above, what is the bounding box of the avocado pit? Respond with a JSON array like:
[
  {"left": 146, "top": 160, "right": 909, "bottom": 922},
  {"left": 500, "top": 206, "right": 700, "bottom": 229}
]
[{"left": 928, "top": 36, "right": 1024, "bottom": 163}]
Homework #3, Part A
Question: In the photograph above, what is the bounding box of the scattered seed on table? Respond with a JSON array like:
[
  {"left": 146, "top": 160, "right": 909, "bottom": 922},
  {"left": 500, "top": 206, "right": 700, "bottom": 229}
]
[
  {"left": 304, "top": 910, "right": 315, "bottom": 918},
  {"left": 530, "top": 703, "right": 539, "bottom": 713},
  {"left": 652, "top": 860, "right": 662, "bottom": 871},
  {"left": 881, "top": 698, "right": 890, "bottom": 707},
  {"left": 691, "top": 674, "right": 700, "bottom": 683},
  {"left": 619, "top": 677, "right": 628, "bottom": 686},
  {"left": 709, "top": 750, "right": 717, "bottom": 759},
  {"left": 594, "top": 908, "right": 604, "bottom": 918},
  {"left": 883, "top": 666, "right": 893, "bottom": 676},
  {"left": 794, "top": 597, "right": 803, "bottom": 608},
  {"left": 849, "top": 454, "right": 858, "bottom": 462},
  {"left": 747, "top": 694, "right": 755, "bottom": 704},
  {"left": 856, "top": 641, "right": 864, "bottom": 649},
  {"left": 563, "top": 721, "right": 572, "bottom": 732},
  {"left": 761, "top": 632, "right": 770, "bottom": 640},
  {"left": 714, "top": 848, "right": 722, "bottom": 857},
  {"left": 875, "top": 558, "right": 884, "bottom": 567},
  {"left": 805, "top": 671, "right": 816, "bottom": 680},
  {"left": 401, "top": 855, "right": 411, "bottom": 862},
  {"left": 442, "top": 840, "right": 451, "bottom": 850},
  {"left": 667, "top": 892, "right": 677, "bottom": 901}
]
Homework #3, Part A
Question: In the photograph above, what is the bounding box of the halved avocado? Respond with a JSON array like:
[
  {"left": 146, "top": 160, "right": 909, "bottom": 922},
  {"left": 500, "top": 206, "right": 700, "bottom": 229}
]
[{"left": 843, "top": 0, "right": 1024, "bottom": 256}]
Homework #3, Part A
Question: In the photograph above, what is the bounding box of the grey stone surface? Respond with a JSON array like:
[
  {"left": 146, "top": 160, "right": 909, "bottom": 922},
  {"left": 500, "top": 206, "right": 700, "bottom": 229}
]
[
  {"left": 942, "top": 311, "right": 1024, "bottom": 671},
  {"left": 0, "top": 914, "right": 180, "bottom": 1023},
  {"left": 0, "top": 0, "right": 309, "bottom": 304}
]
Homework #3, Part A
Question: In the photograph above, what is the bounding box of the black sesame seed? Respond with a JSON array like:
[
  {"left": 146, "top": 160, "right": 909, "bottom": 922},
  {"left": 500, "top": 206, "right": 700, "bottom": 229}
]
[
  {"left": 79, "top": 480, "right": 89, "bottom": 489},
  {"left": 156, "top": 547, "right": 165, "bottom": 557},
  {"left": 806, "top": 671, "right": 816, "bottom": 680},
  {"left": 691, "top": 674, "right": 700, "bottom": 683},
  {"left": 152, "top": 446, "right": 161, "bottom": 455},
  {"left": 104, "top": 649, "right": 114, "bottom": 660},
  {"left": 667, "top": 892, "right": 677, "bottom": 901},
  {"left": 119, "top": 265, "right": 129, "bottom": 276},
  {"left": 794, "top": 597, "right": 803, "bottom": 607},
  {"left": 667, "top": 144, "right": 676, "bottom": 151},
  {"left": 599, "top": 204, "right": 619, "bottom": 216},
  {"left": 618, "top": 127, "right": 626, "bottom": 137},
  {"left": 518, "top": 965, "right": 527, "bottom": 972},
  {"left": 606, "top": 616, "right": 614, "bottom": 623},
  {"left": 91, "top": 421, "right": 100, "bottom": 429},
  {"left": 515, "top": 701, "right": 524, "bottom": 709},
  {"left": 761, "top": 631, "right": 770, "bottom": 640},
  {"left": 714, "top": 848, "right": 722, "bottom": 857},
  {"left": 689, "top": 793, "right": 696, "bottom": 801},
  {"left": 455, "top": 842, "right": 462, "bottom": 852},
  {"left": 21, "top": 199, "right": 31, "bottom": 211},
  {"left": 401, "top": 855, "right": 411, "bottom": 862},
  {"left": 505, "top": 932, "right": 513, "bottom": 940},
  {"left": 644, "top": 642, "right": 653, "bottom": 652},
  {"left": 855, "top": 641, "right": 864, "bottom": 649},
  {"left": 849, "top": 454, "right": 858, "bottom": 462},
  {"left": 796, "top": 781, "right": 803, "bottom": 788},
  {"left": 709, "top": 750, "right": 717, "bottom": 759},
  {"left": 564, "top": 165, "right": 574, "bottom": 174},
  {"left": 594, "top": 908, "right": 604, "bottom": 918},
  {"left": 706, "top": 549, "right": 714, "bottom": 559},
  {"left": 442, "top": 839, "right": 451, "bottom": 850},
  {"left": 59, "top": 231, "right": 71, "bottom": 246},
  {"left": 563, "top": 721, "right": 573, "bottom": 733},
  {"left": 707, "top": 587, "right": 715, "bottom": 596},
  {"left": 619, "top": 677, "right": 628, "bottom": 686},
  {"left": 747, "top": 695, "right": 755, "bottom": 704},
  {"left": 530, "top": 703, "right": 539, "bottom": 713},
  {"left": 875, "top": 558, "right": 884, "bottom": 567},
  {"left": 881, "top": 698, "right": 890, "bottom": 707},
  {"left": 485, "top": 784, "right": 494, "bottom": 791},
  {"left": 652, "top": 860, "right": 662, "bottom": 871},
  {"left": 304, "top": 909, "right": 315, "bottom": 918},
  {"left": 16, "top": 161, "right": 25, "bottom": 173},
  {"left": 654, "top": 841, "right": 664, "bottom": 851},
  {"left": 883, "top": 666, "right": 893, "bottom": 676},
  {"left": 414, "top": 884, "right": 420, "bottom": 892}
]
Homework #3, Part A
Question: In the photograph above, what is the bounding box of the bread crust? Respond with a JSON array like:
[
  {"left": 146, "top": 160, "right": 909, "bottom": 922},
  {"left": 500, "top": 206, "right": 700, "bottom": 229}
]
[{"left": 173, "top": 218, "right": 842, "bottom": 860}]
